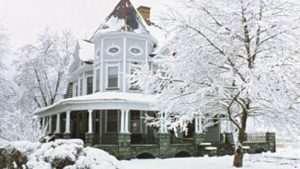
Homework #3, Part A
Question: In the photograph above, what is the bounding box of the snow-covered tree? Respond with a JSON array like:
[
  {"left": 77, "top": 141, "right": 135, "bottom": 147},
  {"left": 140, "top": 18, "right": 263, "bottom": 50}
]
[
  {"left": 0, "top": 20, "right": 11, "bottom": 114},
  {"left": 135, "top": 0, "right": 300, "bottom": 167},
  {"left": 15, "top": 29, "right": 74, "bottom": 110}
]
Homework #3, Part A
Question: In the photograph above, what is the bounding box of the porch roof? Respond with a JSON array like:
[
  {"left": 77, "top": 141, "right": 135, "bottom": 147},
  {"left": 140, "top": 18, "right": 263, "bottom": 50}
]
[{"left": 35, "top": 92, "right": 158, "bottom": 117}]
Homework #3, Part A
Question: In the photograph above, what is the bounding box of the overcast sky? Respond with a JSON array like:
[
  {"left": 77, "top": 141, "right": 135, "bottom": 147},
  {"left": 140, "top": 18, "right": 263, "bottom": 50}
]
[{"left": 0, "top": 0, "right": 173, "bottom": 49}]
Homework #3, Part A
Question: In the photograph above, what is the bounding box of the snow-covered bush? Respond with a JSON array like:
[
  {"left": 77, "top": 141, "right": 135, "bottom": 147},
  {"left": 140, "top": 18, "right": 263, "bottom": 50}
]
[{"left": 0, "top": 139, "right": 120, "bottom": 169}]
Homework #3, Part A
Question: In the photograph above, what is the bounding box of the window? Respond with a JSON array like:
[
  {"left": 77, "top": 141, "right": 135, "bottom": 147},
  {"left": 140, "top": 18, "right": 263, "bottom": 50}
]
[
  {"left": 95, "top": 69, "right": 100, "bottom": 92},
  {"left": 106, "top": 110, "right": 118, "bottom": 133},
  {"left": 106, "top": 44, "right": 121, "bottom": 55},
  {"left": 107, "top": 66, "right": 118, "bottom": 89},
  {"left": 129, "top": 45, "right": 143, "bottom": 56},
  {"left": 108, "top": 47, "right": 119, "bottom": 54},
  {"left": 130, "top": 110, "right": 141, "bottom": 133},
  {"left": 86, "top": 76, "right": 93, "bottom": 95},
  {"left": 79, "top": 79, "right": 83, "bottom": 96},
  {"left": 129, "top": 47, "right": 142, "bottom": 56}
]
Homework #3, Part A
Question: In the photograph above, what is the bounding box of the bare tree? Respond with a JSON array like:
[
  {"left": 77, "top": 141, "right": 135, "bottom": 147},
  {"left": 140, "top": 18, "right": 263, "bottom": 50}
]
[
  {"left": 15, "top": 29, "right": 74, "bottom": 110},
  {"left": 135, "top": 0, "right": 300, "bottom": 167}
]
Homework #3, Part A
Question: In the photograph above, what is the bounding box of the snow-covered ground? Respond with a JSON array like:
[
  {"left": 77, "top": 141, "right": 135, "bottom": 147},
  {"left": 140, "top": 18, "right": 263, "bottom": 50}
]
[
  {"left": 1, "top": 139, "right": 300, "bottom": 169},
  {"left": 120, "top": 148, "right": 300, "bottom": 169}
]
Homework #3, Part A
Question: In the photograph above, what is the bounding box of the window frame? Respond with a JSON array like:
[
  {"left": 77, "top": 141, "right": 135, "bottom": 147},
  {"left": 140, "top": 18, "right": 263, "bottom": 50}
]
[
  {"left": 106, "top": 44, "right": 121, "bottom": 56},
  {"left": 129, "top": 45, "right": 143, "bottom": 56},
  {"left": 106, "top": 64, "right": 119, "bottom": 90},
  {"left": 86, "top": 75, "right": 93, "bottom": 95}
]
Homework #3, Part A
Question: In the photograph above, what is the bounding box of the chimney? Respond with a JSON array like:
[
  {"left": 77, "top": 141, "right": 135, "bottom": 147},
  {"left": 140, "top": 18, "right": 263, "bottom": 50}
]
[{"left": 137, "top": 6, "right": 151, "bottom": 24}]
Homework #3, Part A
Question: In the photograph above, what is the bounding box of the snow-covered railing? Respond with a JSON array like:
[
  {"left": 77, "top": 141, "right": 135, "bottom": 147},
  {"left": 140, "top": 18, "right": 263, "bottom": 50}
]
[{"left": 246, "top": 133, "right": 266, "bottom": 142}]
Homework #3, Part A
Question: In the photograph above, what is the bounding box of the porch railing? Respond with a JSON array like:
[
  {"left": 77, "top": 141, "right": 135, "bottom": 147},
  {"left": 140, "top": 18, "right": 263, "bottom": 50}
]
[
  {"left": 246, "top": 133, "right": 266, "bottom": 142},
  {"left": 131, "top": 134, "right": 158, "bottom": 144},
  {"left": 101, "top": 133, "right": 118, "bottom": 144},
  {"left": 170, "top": 134, "right": 194, "bottom": 144}
]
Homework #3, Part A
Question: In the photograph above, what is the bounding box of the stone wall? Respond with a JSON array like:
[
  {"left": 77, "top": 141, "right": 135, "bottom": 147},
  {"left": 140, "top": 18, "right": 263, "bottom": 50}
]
[{"left": 90, "top": 132, "right": 276, "bottom": 159}]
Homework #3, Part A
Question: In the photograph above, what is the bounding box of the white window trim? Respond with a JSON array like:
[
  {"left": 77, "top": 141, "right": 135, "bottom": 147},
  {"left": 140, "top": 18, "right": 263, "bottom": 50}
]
[
  {"left": 106, "top": 63, "right": 120, "bottom": 89},
  {"left": 129, "top": 44, "right": 143, "bottom": 56},
  {"left": 106, "top": 43, "right": 121, "bottom": 56}
]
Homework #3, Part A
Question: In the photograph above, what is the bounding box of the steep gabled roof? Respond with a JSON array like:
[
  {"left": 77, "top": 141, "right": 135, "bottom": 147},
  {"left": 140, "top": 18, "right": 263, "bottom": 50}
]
[{"left": 92, "top": 0, "right": 148, "bottom": 37}]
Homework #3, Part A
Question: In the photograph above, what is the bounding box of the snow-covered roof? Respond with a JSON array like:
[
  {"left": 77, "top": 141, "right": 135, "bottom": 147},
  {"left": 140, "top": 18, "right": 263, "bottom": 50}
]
[
  {"left": 91, "top": 0, "right": 149, "bottom": 37},
  {"left": 78, "top": 40, "right": 94, "bottom": 63},
  {"left": 35, "top": 92, "right": 157, "bottom": 115},
  {"left": 66, "top": 92, "right": 156, "bottom": 103}
]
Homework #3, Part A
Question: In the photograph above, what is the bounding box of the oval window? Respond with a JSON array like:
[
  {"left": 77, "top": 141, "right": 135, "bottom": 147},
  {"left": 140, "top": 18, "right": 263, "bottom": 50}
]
[
  {"left": 130, "top": 48, "right": 141, "bottom": 54},
  {"left": 108, "top": 47, "right": 119, "bottom": 54}
]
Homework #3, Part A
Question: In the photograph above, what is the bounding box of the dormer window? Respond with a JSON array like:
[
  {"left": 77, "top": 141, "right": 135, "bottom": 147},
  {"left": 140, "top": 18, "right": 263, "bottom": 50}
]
[{"left": 107, "top": 44, "right": 121, "bottom": 56}]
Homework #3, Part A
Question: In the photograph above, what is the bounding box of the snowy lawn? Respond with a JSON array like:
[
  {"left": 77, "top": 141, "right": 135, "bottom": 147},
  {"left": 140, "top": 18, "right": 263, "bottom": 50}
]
[{"left": 120, "top": 148, "right": 300, "bottom": 169}]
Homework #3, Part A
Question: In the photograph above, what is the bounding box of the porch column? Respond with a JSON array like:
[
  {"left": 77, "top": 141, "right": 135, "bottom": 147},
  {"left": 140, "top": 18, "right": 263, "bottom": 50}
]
[
  {"left": 195, "top": 115, "right": 202, "bottom": 134},
  {"left": 124, "top": 109, "right": 129, "bottom": 133},
  {"left": 48, "top": 116, "right": 52, "bottom": 134},
  {"left": 120, "top": 109, "right": 125, "bottom": 133},
  {"left": 88, "top": 109, "right": 93, "bottom": 133},
  {"left": 85, "top": 109, "right": 94, "bottom": 145},
  {"left": 55, "top": 113, "right": 61, "bottom": 133},
  {"left": 65, "top": 111, "right": 71, "bottom": 133}
]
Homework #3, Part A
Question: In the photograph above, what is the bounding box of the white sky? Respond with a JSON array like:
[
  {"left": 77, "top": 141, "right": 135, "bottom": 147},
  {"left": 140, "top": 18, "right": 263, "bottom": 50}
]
[{"left": 0, "top": 0, "right": 173, "bottom": 49}]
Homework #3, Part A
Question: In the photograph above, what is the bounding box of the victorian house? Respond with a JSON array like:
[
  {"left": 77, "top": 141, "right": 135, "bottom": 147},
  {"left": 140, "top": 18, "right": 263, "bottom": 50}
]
[{"left": 36, "top": 0, "right": 276, "bottom": 159}]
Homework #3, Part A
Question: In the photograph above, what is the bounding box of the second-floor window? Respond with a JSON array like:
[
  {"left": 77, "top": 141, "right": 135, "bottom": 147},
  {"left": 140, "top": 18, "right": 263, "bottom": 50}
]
[
  {"left": 86, "top": 76, "right": 93, "bottom": 95},
  {"left": 107, "top": 66, "right": 118, "bottom": 89}
]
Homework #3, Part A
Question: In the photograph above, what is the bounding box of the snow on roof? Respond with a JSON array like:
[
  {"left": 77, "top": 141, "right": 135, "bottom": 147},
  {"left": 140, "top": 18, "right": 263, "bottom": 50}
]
[
  {"left": 91, "top": 0, "right": 149, "bottom": 37},
  {"left": 35, "top": 92, "right": 157, "bottom": 114},
  {"left": 78, "top": 40, "right": 94, "bottom": 63},
  {"left": 68, "top": 91, "right": 156, "bottom": 103}
]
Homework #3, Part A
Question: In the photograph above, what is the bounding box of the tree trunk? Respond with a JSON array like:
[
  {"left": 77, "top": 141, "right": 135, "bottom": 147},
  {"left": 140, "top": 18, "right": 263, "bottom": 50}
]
[
  {"left": 233, "top": 130, "right": 245, "bottom": 167},
  {"left": 233, "top": 103, "right": 249, "bottom": 167}
]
